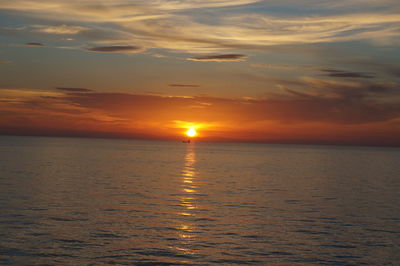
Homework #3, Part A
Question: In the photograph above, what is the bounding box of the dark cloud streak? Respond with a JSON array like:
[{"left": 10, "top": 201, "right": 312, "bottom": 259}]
[
  {"left": 24, "top": 42, "right": 45, "bottom": 46},
  {"left": 56, "top": 87, "right": 93, "bottom": 92},
  {"left": 321, "top": 68, "right": 375, "bottom": 79},
  {"left": 187, "top": 54, "right": 247, "bottom": 62},
  {"left": 168, "top": 84, "right": 200, "bottom": 88},
  {"left": 87, "top": 45, "right": 143, "bottom": 53}
]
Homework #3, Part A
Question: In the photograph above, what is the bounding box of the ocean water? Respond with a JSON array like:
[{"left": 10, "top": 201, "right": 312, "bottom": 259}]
[{"left": 0, "top": 136, "right": 399, "bottom": 265}]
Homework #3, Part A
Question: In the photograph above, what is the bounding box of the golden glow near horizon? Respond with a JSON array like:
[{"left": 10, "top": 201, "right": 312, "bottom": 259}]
[{"left": 186, "top": 128, "right": 197, "bottom": 138}]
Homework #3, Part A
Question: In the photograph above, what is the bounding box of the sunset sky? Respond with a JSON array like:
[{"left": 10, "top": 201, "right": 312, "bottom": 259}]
[{"left": 1, "top": 0, "right": 400, "bottom": 146}]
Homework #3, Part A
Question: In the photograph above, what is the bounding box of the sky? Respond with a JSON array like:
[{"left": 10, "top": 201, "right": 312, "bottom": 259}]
[{"left": 0, "top": 0, "right": 400, "bottom": 146}]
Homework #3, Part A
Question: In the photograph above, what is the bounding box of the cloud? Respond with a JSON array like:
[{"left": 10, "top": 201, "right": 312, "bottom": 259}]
[
  {"left": 25, "top": 79, "right": 400, "bottom": 125},
  {"left": 386, "top": 66, "right": 400, "bottom": 78},
  {"left": 0, "top": 60, "right": 11, "bottom": 64},
  {"left": 347, "top": 59, "right": 400, "bottom": 78},
  {"left": 187, "top": 54, "right": 247, "bottom": 61},
  {"left": 2, "top": 0, "right": 400, "bottom": 54},
  {"left": 0, "top": 1, "right": 263, "bottom": 18},
  {"left": 252, "top": 64, "right": 378, "bottom": 79},
  {"left": 321, "top": 69, "right": 375, "bottom": 79},
  {"left": 24, "top": 42, "right": 45, "bottom": 46},
  {"left": 56, "top": 87, "right": 93, "bottom": 92},
  {"left": 168, "top": 84, "right": 200, "bottom": 88},
  {"left": 86, "top": 45, "right": 143, "bottom": 53},
  {"left": 251, "top": 64, "right": 313, "bottom": 69},
  {"left": 42, "top": 83, "right": 400, "bottom": 127},
  {"left": 32, "top": 25, "right": 88, "bottom": 35}
]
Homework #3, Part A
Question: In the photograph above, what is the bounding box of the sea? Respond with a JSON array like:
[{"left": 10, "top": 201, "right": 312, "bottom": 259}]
[{"left": 0, "top": 135, "right": 399, "bottom": 265}]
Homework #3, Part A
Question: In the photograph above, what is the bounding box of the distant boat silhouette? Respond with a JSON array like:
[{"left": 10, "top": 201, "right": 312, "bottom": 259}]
[{"left": 182, "top": 139, "right": 191, "bottom": 143}]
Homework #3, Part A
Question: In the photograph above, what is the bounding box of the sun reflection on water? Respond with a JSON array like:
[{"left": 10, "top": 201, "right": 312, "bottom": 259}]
[
  {"left": 175, "top": 143, "right": 198, "bottom": 253},
  {"left": 181, "top": 143, "right": 197, "bottom": 208}
]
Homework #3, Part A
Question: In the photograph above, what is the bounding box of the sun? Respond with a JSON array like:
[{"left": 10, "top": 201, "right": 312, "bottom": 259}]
[{"left": 186, "top": 128, "right": 197, "bottom": 137}]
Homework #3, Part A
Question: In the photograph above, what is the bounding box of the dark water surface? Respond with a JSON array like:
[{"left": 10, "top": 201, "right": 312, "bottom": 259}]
[{"left": 0, "top": 136, "right": 399, "bottom": 265}]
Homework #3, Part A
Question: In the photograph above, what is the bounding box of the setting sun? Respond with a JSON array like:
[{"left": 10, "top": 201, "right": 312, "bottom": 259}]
[{"left": 186, "top": 128, "right": 197, "bottom": 137}]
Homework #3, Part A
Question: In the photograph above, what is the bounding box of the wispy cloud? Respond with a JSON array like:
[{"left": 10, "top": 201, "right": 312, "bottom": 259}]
[
  {"left": 56, "top": 87, "right": 93, "bottom": 92},
  {"left": 87, "top": 45, "right": 143, "bottom": 53},
  {"left": 321, "top": 69, "right": 375, "bottom": 79},
  {"left": 252, "top": 64, "right": 378, "bottom": 79},
  {"left": 187, "top": 54, "right": 247, "bottom": 62},
  {"left": 168, "top": 84, "right": 200, "bottom": 88},
  {"left": 2, "top": 0, "right": 399, "bottom": 55},
  {"left": 24, "top": 42, "right": 45, "bottom": 46},
  {"left": 251, "top": 64, "right": 313, "bottom": 69},
  {"left": 0, "top": 1, "right": 263, "bottom": 18},
  {"left": 32, "top": 25, "right": 89, "bottom": 35}
]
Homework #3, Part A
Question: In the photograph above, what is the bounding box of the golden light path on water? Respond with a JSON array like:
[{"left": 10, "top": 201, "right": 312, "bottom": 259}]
[{"left": 175, "top": 143, "right": 198, "bottom": 256}]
